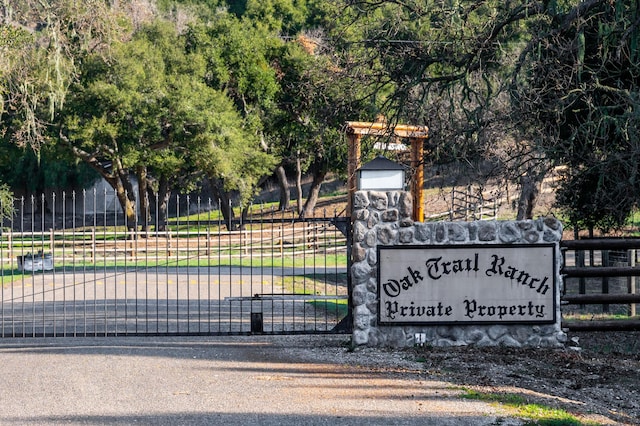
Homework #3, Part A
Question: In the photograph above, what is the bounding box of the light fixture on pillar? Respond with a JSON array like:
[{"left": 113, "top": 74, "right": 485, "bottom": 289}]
[{"left": 356, "top": 156, "right": 406, "bottom": 191}]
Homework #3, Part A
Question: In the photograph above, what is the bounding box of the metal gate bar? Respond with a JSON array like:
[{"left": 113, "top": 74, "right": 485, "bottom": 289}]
[{"left": 1, "top": 191, "right": 350, "bottom": 337}]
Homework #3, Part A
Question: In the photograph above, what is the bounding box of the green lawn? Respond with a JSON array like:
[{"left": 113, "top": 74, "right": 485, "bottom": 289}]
[{"left": 461, "top": 389, "right": 598, "bottom": 425}]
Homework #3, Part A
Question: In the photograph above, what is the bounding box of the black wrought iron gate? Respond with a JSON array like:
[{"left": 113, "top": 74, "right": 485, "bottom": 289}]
[{"left": 1, "top": 194, "right": 351, "bottom": 337}]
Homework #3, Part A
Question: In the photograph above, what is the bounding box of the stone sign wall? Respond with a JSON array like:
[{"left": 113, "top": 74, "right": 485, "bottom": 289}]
[{"left": 351, "top": 190, "right": 567, "bottom": 348}]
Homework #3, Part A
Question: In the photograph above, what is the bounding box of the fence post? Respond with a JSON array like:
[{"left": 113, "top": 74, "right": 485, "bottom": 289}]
[
  {"left": 602, "top": 249, "right": 610, "bottom": 313},
  {"left": 91, "top": 228, "right": 96, "bottom": 263},
  {"left": 577, "top": 249, "right": 586, "bottom": 308},
  {"left": 449, "top": 188, "right": 454, "bottom": 221},
  {"left": 50, "top": 228, "right": 54, "bottom": 253},
  {"left": 629, "top": 249, "right": 637, "bottom": 317},
  {"left": 128, "top": 233, "right": 135, "bottom": 258},
  {"left": 8, "top": 230, "right": 13, "bottom": 268},
  {"left": 465, "top": 186, "right": 470, "bottom": 221}
]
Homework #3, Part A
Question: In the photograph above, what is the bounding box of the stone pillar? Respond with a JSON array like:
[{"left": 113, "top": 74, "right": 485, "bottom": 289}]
[{"left": 351, "top": 189, "right": 567, "bottom": 348}]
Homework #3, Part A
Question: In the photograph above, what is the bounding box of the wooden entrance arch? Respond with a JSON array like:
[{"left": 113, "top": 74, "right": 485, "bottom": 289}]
[{"left": 346, "top": 121, "right": 429, "bottom": 221}]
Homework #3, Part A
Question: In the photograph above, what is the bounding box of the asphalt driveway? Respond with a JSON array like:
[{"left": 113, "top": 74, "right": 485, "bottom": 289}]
[{"left": 0, "top": 335, "right": 519, "bottom": 425}]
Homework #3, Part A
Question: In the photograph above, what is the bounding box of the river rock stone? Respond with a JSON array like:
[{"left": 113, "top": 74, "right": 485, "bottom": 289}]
[{"left": 350, "top": 190, "right": 564, "bottom": 349}]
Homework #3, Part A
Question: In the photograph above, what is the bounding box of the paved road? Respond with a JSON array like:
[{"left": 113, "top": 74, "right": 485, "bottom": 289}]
[{"left": 0, "top": 335, "right": 521, "bottom": 425}]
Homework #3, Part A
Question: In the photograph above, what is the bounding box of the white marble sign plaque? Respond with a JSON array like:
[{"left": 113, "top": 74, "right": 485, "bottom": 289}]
[{"left": 377, "top": 244, "right": 556, "bottom": 325}]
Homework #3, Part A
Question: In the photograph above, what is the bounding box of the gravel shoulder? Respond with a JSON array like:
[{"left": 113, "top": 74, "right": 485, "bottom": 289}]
[{"left": 290, "top": 331, "right": 640, "bottom": 425}]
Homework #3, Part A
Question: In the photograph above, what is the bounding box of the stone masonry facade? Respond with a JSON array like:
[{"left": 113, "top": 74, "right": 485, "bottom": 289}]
[{"left": 351, "top": 190, "right": 567, "bottom": 348}]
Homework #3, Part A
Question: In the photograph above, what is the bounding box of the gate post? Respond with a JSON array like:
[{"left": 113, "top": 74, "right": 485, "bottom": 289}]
[
  {"left": 410, "top": 137, "right": 424, "bottom": 222},
  {"left": 630, "top": 249, "right": 637, "bottom": 317},
  {"left": 251, "top": 296, "right": 263, "bottom": 334},
  {"left": 330, "top": 217, "right": 353, "bottom": 333},
  {"left": 346, "top": 133, "right": 361, "bottom": 218}
]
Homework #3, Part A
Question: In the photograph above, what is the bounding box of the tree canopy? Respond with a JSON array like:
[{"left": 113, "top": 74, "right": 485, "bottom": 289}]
[
  {"left": 61, "top": 19, "right": 274, "bottom": 228},
  {"left": 3, "top": 0, "right": 640, "bottom": 233},
  {"left": 334, "top": 0, "right": 640, "bottom": 230},
  {"left": 513, "top": 0, "right": 640, "bottom": 231}
]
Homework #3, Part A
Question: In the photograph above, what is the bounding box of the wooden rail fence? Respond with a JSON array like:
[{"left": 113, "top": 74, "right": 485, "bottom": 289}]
[
  {"left": 561, "top": 238, "right": 640, "bottom": 331},
  {"left": 1, "top": 221, "right": 347, "bottom": 269}
]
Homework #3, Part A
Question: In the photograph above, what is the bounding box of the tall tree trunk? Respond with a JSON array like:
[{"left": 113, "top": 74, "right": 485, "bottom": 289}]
[
  {"left": 211, "top": 177, "right": 236, "bottom": 231},
  {"left": 63, "top": 141, "right": 137, "bottom": 229},
  {"left": 516, "top": 171, "right": 543, "bottom": 220},
  {"left": 111, "top": 175, "right": 137, "bottom": 231},
  {"left": 295, "top": 151, "right": 303, "bottom": 215},
  {"left": 275, "top": 165, "right": 290, "bottom": 211},
  {"left": 151, "top": 175, "right": 170, "bottom": 232},
  {"left": 136, "top": 165, "right": 150, "bottom": 232},
  {"left": 241, "top": 204, "right": 250, "bottom": 227},
  {"left": 119, "top": 167, "right": 137, "bottom": 231},
  {"left": 300, "top": 161, "right": 327, "bottom": 218}
]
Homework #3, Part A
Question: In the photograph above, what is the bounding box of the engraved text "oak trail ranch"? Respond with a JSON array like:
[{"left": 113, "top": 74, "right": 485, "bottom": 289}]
[
  {"left": 383, "top": 253, "right": 550, "bottom": 298},
  {"left": 380, "top": 249, "right": 553, "bottom": 323}
]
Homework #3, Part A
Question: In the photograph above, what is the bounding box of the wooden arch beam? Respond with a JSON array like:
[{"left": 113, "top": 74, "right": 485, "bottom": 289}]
[
  {"left": 346, "top": 121, "right": 429, "bottom": 222},
  {"left": 346, "top": 121, "right": 429, "bottom": 138}
]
